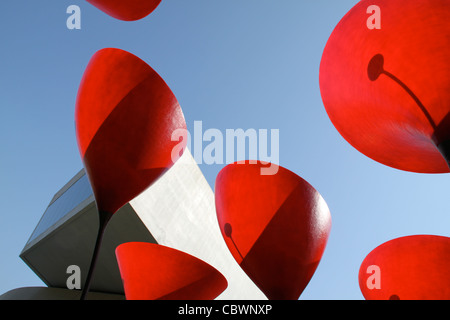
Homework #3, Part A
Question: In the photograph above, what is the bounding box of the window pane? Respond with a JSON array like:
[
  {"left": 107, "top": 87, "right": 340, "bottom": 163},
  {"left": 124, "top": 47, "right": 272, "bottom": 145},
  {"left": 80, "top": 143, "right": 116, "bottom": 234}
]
[{"left": 27, "top": 173, "right": 93, "bottom": 243}]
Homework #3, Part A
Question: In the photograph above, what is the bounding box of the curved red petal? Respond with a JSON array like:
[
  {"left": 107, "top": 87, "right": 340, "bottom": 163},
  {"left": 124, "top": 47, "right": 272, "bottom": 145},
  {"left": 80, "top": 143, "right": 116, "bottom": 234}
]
[
  {"left": 214, "top": 161, "right": 332, "bottom": 300},
  {"left": 319, "top": 0, "right": 450, "bottom": 173},
  {"left": 75, "top": 48, "right": 186, "bottom": 214},
  {"left": 116, "top": 242, "right": 228, "bottom": 300},
  {"left": 359, "top": 235, "right": 450, "bottom": 300},
  {"left": 86, "top": 0, "right": 162, "bottom": 21}
]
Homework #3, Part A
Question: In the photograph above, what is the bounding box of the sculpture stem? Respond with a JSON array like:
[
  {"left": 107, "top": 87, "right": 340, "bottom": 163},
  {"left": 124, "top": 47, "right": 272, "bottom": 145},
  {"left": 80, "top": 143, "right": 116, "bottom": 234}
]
[
  {"left": 80, "top": 210, "right": 113, "bottom": 300},
  {"left": 437, "top": 140, "right": 450, "bottom": 170}
]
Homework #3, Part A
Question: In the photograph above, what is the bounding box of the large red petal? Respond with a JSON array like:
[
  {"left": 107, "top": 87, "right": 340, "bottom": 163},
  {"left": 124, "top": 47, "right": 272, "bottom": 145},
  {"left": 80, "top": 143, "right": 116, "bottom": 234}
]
[
  {"left": 215, "top": 161, "right": 331, "bottom": 300},
  {"left": 116, "top": 242, "right": 228, "bottom": 300}
]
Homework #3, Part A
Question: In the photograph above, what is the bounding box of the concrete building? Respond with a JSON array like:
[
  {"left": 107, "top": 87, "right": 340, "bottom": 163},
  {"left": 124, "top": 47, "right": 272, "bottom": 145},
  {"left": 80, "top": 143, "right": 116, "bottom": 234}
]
[{"left": 1, "top": 150, "right": 266, "bottom": 300}]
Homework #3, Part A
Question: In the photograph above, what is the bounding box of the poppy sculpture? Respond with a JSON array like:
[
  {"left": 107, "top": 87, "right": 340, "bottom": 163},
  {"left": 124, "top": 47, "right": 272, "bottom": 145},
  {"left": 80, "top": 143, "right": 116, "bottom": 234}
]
[
  {"left": 359, "top": 235, "right": 450, "bottom": 300},
  {"left": 75, "top": 48, "right": 187, "bottom": 299},
  {"left": 115, "top": 242, "right": 228, "bottom": 300},
  {"left": 214, "top": 161, "right": 332, "bottom": 300},
  {"left": 86, "top": 0, "right": 162, "bottom": 21},
  {"left": 319, "top": 0, "right": 450, "bottom": 173}
]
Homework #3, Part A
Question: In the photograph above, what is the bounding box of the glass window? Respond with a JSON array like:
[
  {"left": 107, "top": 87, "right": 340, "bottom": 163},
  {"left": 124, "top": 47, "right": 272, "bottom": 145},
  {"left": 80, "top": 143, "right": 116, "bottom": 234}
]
[{"left": 27, "top": 173, "right": 93, "bottom": 243}]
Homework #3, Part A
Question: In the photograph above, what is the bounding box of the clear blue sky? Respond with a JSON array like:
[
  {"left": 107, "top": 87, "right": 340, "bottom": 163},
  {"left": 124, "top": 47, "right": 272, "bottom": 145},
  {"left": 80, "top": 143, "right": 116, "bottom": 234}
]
[{"left": 1, "top": 0, "right": 450, "bottom": 300}]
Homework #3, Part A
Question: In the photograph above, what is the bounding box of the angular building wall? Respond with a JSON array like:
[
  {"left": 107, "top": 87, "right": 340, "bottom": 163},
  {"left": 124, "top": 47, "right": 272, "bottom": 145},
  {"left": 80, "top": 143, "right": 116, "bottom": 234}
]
[{"left": 129, "top": 150, "right": 266, "bottom": 299}]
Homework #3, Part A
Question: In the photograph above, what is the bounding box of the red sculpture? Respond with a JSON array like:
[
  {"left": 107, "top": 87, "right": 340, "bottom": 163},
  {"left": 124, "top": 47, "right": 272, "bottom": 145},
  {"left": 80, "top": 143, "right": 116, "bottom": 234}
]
[
  {"left": 86, "top": 0, "right": 162, "bottom": 21},
  {"left": 75, "top": 48, "right": 186, "bottom": 299},
  {"left": 115, "top": 242, "right": 228, "bottom": 300},
  {"left": 319, "top": 0, "right": 450, "bottom": 173},
  {"left": 214, "top": 161, "right": 332, "bottom": 300},
  {"left": 359, "top": 235, "right": 450, "bottom": 300}
]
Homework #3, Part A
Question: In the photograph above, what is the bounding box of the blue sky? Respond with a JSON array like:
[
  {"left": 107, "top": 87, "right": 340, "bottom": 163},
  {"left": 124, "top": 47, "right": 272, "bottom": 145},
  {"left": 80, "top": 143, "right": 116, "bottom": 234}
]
[{"left": 1, "top": 0, "right": 450, "bottom": 300}]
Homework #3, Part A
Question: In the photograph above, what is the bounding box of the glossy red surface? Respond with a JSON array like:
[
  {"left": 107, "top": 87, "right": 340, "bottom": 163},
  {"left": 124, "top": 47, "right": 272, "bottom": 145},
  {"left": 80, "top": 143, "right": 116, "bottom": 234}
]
[
  {"left": 214, "top": 161, "right": 332, "bottom": 300},
  {"left": 86, "top": 0, "right": 161, "bottom": 21},
  {"left": 115, "top": 242, "right": 228, "bottom": 300},
  {"left": 75, "top": 48, "right": 186, "bottom": 215},
  {"left": 319, "top": 0, "right": 450, "bottom": 173},
  {"left": 359, "top": 235, "right": 450, "bottom": 300}
]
